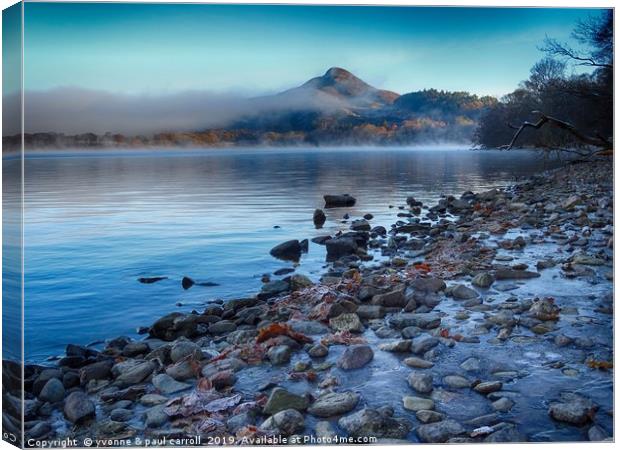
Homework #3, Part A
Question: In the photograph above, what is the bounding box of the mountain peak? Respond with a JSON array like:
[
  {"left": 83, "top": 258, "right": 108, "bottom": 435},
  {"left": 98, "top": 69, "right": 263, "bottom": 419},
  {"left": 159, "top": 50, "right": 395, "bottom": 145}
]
[{"left": 324, "top": 67, "right": 357, "bottom": 80}]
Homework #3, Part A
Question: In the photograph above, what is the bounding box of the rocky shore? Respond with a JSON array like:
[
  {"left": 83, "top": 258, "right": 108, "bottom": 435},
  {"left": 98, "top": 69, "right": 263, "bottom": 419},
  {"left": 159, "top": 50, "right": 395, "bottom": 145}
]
[{"left": 3, "top": 159, "right": 613, "bottom": 446}]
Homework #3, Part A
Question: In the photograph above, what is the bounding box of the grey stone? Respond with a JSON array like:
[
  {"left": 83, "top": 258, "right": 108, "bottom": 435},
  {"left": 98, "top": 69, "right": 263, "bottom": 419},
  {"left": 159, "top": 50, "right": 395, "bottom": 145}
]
[
  {"left": 308, "top": 391, "right": 360, "bottom": 417},
  {"left": 416, "top": 419, "right": 465, "bottom": 443},
  {"left": 337, "top": 345, "right": 374, "bottom": 370},
  {"left": 263, "top": 388, "right": 308, "bottom": 415},
  {"left": 408, "top": 372, "right": 433, "bottom": 394},
  {"left": 64, "top": 391, "right": 95, "bottom": 424},
  {"left": 152, "top": 374, "right": 190, "bottom": 395},
  {"left": 39, "top": 378, "right": 65, "bottom": 403},
  {"left": 260, "top": 409, "right": 305, "bottom": 436}
]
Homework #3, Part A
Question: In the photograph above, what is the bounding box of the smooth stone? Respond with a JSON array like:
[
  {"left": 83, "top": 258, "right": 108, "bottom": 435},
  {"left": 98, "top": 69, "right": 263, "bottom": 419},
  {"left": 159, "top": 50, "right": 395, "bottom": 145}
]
[
  {"left": 329, "top": 313, "right": 364, "bottom": 333},
  {"left": 39, "top": 378, "right": 65, "bottom": 403},
  {"left": 170, "top": 340, "right": 202, "bottom": 363},
  {"left": 152, "top": 374, "right": 190, "bottom": 395},
  {"left": 451, "top": 284, "right": 479, "bottom": 300},
  {"left": 416, "top": 420, "right": 465, "bottom": 443},
  {"left": 473, "top": 381, "right": 503, "bottom": 394},
  {"left": 308, "top": 344, "right": 328, "bottom": 358},
  {"left": 443, "top": 375, "right": 471, "bottom": 389},
  {"left": 338, "top": 408, "right": 411, "bottom": 439},
  {"left": 549, "top": 392, "right": 597, "bottom": 425},
  {"left": 403, "top": 357, "right": 434, "bottom": 369},
  {"left": 260, "top": 409, "right": 305, "bottom": 436},
  {"left": 139, "top": 394, "right": 168, "bottom": 406},
  {"left": 378, "top": 340, "right": 411, "bottom": 353},
  {"left": 110, "top": 408, "right": 133, "bottom": 422},
  {"left": 492, "top": 397, "right": 514, "bottom": 412},
  {"left": 145, "top": 404, "right": 169, "bottom": 428},
  {"left": 416, "top": 410, "right": 444, "bottom": 424},
  {"left": 267, "top": 345, "right": 292, "bottom": 365},
  {"left": 263, "top": 388, "right": 308, "bottom": 415},
  {"left": 308, "top": 391, "right": 360, "bottom": 417},
  {"left": 408, "top": 372, "right": 433, "bottom": 394},
  {"left": 411, "top": 336, "right": 439, "bottom": 355},
  {"left": 403, "top": 396, "right": 434, "bottom": 411},
  {"left": 472, "top": 273, "right": 495, "bottom": 288},
  {"left": 337, "top": 345, "right": 374, "bottom": 370},
  {"left": 63, "top": 391, "right": 95, "bottom": 424}
]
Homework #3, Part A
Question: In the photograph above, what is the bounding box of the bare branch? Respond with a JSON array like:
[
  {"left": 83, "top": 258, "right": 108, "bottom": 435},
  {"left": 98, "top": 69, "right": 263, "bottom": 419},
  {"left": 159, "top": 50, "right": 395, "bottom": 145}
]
[{"left": 498, "top": 110, "right": 612, "bottom": 151}]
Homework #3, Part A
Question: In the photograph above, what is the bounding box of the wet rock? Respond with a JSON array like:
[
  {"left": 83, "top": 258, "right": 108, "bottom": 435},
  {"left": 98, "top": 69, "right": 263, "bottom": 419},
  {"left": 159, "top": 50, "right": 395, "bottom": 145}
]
[
  {"left": 473, "top": 381, "right": 503, "bottom": 394},
  {"left": 39, "top": 378, "right": 65, "bottom": 403},
  {"left": 329, "top": 313, "right": 364, "bottom": 333},
  {"left": 308, "top": 344, "right": 328, "bottom": 358},
  {"left": 528, "top": 298, "right": 560, "bottom": 321},
  {"left": 416, "top": 419, "right": 465, "bottom": 443},
  {"left": 208, "top": 320, "right": 237, "bottom": 335},
  {"left": 289, "top": 274, "right": 313, "bottom": 291},
  {"left": 379, "top": 340, "right": 411, "bottom": 353},
  {"left": 270, "top": 240, "right": 304, "bottom": 261},
  {"left": 450, "top": 284, "right": 479, "bottom": 300},
  {"left": 351, "top": 219, "right": 371, "bottom": 231},
  {"left": 326, "top": 237, "right": 359, "bottom": 260},
  {"left": 571, "top": 252, "right": 606, "bottom": 266},
  {"left": 149, "top": 312, "right": 199, "bottom": 341},
  {"left": 261, "top": 409, "right": 305, "bottom": 436},
  {"left": 443, "top": 375, "right": 471, "bottom": 389},
  {"left": 338, "top": 408, "right": 411, "bottom": 439},
  {"left": 170, "top": 340, "right": 202, "bottom": 363},
  {"left": 410, "top": 278, "right": 446, "bottom": 293},
  {"left": 388, "top": 313, "right": 441, "bottom": 330},
  {"left": 472, "top": 273, "right": 495, "bottom": 288},
  {"left": 308, "top": 391, "right": 360, "bottom": 417},
  {"left": 495, "top": 269, "right": 540, "bottom": 280},
  {"left": 267, "top": 345, "right": 292, "bottom": 365},
  {"left": 403, "top": 357, "right": 434, "bottom": 369},
  {"left": 324, "top": 194, "right": 356, "bottom": 208},
  {"left": 79, "top": 360, "right": 113, "bottom": 384},
  {"left": 356, "top": 305, "right": 386, "bottom": 320},
  {"left": 139, "top": 394, "right": 168, "bottom": 406},
  {"left": 337, "top": 345, "right": 374, "bottom": 370},
  {"left": 371, "top": 288, "right": 407, "bottom": 307},
  {"left": 263, "top": 388, "right": 308, "bottom": 415},
  {"left": 313, "top": 209, "right": 327, "bottom": 228},
  {"left": 259, "top": 280, "right": 290, "bottom": 299},
  {"left": 289, "top": 320, "right": 329, "bottom": 335},
  {"left": 492, "top": 397, "right": 514, "bottom": 412},
  {"left": 209, "top": 370, "right": 236, "bottom": 390},
  {"left": 416, "top": 410, "right": 444, "bottom": 424},
  {"left": 588, "top": 425, "right": 609, "bottom": 441},
  {"left": 122, "top": 341, "right": 149, "bottom": 357},
  {"left": 166, "top": 359, "right": 196, "bottom": 381},
  {"left": 145, "top": 404, "right": 169, "bottom": 428},
  {"left": 33, "top": 369, "right": 63, "bottom": 396},
  {"left": 64, "top": 391, "right": 95, "bottom": 424},
  {"left": 549, "top": 392, "right": 597, "bottom": 425},
  {"left": 114, "top": 361, "right": 156, "bottom": 387},
  {"left": 152, "top": 374, "right": 190, "bottom": 395},
  {"left": 408, "top": 372, "right": 433, "bottom": 394},
  {"left": 110, "top": 408, "right": 132, "bottom": 422},
  {"left": 483, "top": 423, "right": 526, "bottom": 442},
  {"left": 410, "top": 336, "right": 439, "bottom": 355},
  {"left": 403, "top": 396, "right": 434, "bottom": 411}
]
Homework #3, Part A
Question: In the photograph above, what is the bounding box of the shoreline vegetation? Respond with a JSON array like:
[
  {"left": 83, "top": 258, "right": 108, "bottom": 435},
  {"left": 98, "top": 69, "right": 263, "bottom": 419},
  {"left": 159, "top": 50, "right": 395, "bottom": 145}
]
[{"left": 3, "top": 158, "right": 613, "bottom": 445}]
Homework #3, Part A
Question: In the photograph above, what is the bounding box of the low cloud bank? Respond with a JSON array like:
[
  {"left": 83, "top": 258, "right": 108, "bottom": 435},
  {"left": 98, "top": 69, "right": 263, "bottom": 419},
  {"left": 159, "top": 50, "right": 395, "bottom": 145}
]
[{"left": 2, "top": 86, "right": 349, "bottom": 136}]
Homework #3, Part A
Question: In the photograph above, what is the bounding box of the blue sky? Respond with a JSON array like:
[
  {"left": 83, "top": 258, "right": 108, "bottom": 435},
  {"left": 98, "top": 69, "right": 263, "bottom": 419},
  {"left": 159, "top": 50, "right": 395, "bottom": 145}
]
[{"left": 22, "top": 3, "right": 604, "bottom": 97}]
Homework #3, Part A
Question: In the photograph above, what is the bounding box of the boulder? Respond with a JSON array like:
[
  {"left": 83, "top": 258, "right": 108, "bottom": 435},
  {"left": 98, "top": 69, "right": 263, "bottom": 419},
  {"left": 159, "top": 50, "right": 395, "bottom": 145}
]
[
  {"left": 260, "top": 409, "right": 305, "bottom": 436},
  {"left": 313, "top": 209, "right": 326, "bottom": 228},
  {"left": 39, "top": 378, "right": 65, "bottom": 403},
  {"left": 329, "top": 313, "right": 364, "bottom": 333},
  {"left": 416, "top": 420, "right": 465, "bottom": 443},
  {"left": 408, "top": 372, "right": 433, "bottom": 394},
  {"left": 549, "top": 392, "right": 597, "bottom": 425},
  {"left": 338, "top": 408, "right": 411, "bottom": 439},
  {"left": 270, "top": 240, "right": 304, "bottom": 261}
]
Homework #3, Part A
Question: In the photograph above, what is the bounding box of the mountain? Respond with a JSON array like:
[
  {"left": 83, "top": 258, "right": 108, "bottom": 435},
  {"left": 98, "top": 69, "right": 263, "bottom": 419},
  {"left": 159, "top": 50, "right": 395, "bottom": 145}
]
[
  {"left": 6, "top": 68, "right": 498, "bottom": 150},
  {"left": 277, "top": 67, "right": 400, "bottom": 109}
]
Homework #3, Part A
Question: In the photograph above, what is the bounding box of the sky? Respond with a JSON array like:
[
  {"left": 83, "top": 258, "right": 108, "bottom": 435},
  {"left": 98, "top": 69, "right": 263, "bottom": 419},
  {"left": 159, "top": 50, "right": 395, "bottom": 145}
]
[{"left": 21, "top": 3, "right": 604, "bottom": 97}]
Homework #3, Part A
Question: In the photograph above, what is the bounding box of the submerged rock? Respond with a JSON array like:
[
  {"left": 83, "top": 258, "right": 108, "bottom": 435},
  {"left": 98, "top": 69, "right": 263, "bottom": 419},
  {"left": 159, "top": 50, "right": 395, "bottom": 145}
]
[
  {"left": 308, "top": 391, "right": 360, "bottom": 417},
  {"left": 338, "top": 408, "right": 411, "bottom": 439},
  {"left": 270, "top": 240, "right": 304, "bottom": 261},
  {"left": 416, "top": 419, "right": 465, "bottom": 443},
  {"left": 313, "top": 209, "right": 327, "bottom": 228},
  {"left": 549, "top": 392, "right": 597, "bottom": 425}
]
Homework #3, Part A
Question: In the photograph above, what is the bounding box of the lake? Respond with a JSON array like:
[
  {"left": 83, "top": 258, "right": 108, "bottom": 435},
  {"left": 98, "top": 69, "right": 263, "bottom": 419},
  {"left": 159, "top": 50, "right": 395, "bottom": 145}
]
[{"left": 20, "top": 147, "right": 562, "bottom": 362}]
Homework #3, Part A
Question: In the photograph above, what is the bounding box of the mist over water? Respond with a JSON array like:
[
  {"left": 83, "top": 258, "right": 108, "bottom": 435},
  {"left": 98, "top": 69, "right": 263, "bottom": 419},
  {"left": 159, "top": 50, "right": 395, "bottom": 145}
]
[{"left": 23, "top": 147, "right": 562, "bottom": 362}]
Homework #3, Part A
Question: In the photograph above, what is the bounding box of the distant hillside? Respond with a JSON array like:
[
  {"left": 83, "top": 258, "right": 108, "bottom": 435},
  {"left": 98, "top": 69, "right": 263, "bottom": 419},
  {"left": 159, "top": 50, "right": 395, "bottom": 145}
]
[{"left": 4, "top": 67, "right": 498, "bottom": 150}]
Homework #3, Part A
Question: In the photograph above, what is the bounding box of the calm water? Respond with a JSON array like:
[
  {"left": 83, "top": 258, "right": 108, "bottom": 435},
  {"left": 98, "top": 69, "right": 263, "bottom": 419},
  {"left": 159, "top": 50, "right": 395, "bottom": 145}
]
[{"left": 21, "top": 147, "right": 562, "bottom": 362}]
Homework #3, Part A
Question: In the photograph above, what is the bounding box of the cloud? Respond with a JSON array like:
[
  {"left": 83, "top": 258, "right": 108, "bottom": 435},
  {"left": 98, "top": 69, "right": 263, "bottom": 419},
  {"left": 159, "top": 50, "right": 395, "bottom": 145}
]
[{"left": 3, "top": 84, "right": 350, "bottom": 136}]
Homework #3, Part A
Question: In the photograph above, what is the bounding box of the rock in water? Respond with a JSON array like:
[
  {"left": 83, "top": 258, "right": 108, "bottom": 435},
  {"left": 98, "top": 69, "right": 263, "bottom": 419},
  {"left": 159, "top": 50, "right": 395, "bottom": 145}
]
[
  {"left": 313, "top": 209, "right": 326, "bottom": 228},
  {"left": 471, "top": 273, "right": 495, "bottom": 288},
  {"left": 269, "top": 240, "right": 303, "bottom": 261},
  {"left": 64, "top": 391, "right": 95, "bottom": 423},
  {"left": 181, "top": 276, "right": 195, "bottom": 290},
  {"left": 549, "top": 392, "right": 597, "bottom": 425},
  {"left": 329, "top": 313, "right": 365, "bottom": 333},
  {"left": 337, "top": 345, "right": 374, "bottom": 370},
  {"left": 260, "top": 409, "right": 305, "bottom": 436},
  {"left": 263, "top": 388, "right": 308, "bottom": 415},
  {"left": 325, "top": 237, "right": 359, "bottom": 261},
  {"left": 408, "top": 372, "right": 433, "bottom": 394},
  {"left": 338, "top": 408, "right": 411, "bottom": 439},
  {"left": 308, "top": 391, "right": 360, "bottom": 417},
  {"left": 416, "top": 420, "right": 465, "bottom": 443},
  {"left": 324, "top": 194, "right": 356, "bottom": 208}
]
